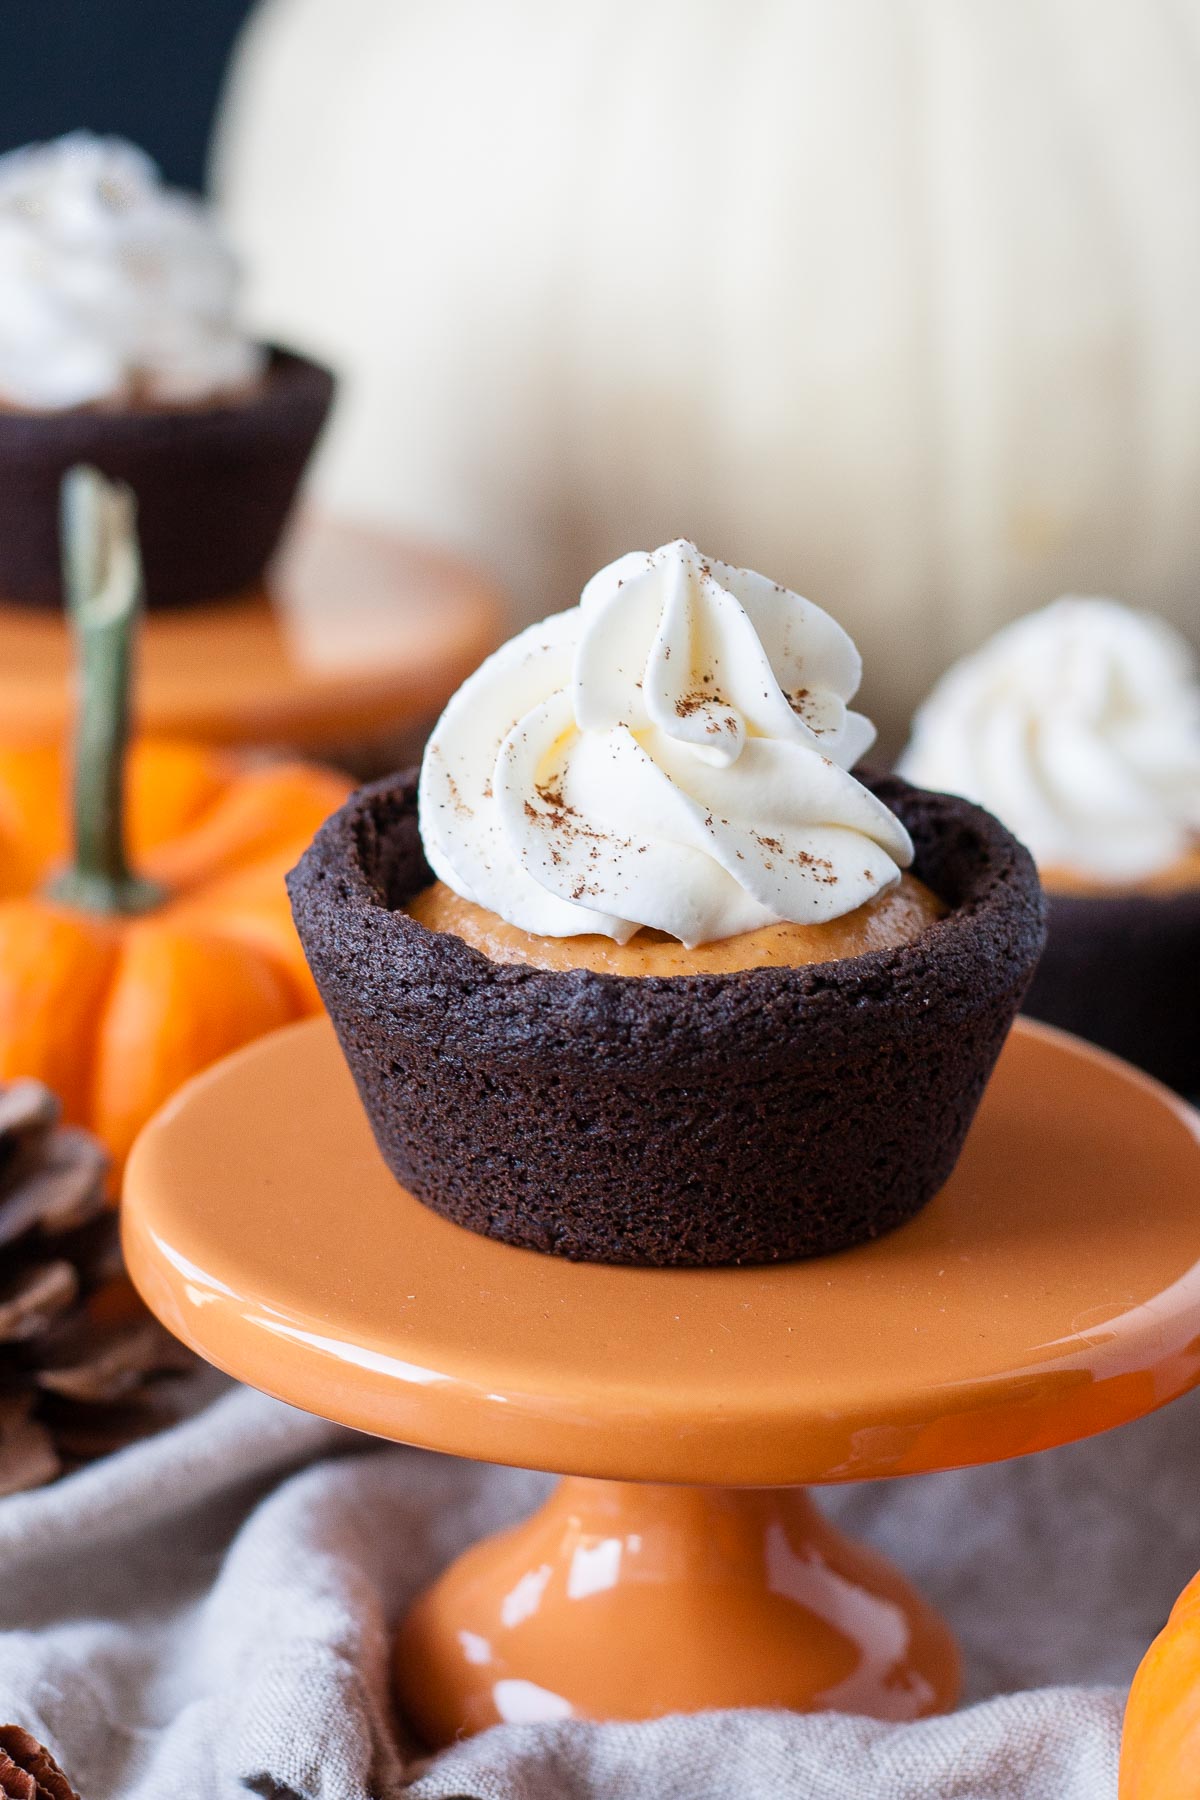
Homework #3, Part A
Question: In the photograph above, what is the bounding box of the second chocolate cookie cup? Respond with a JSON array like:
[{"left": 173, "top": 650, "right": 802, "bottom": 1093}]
[
  {"left": 289, "top": 771, "right": 1046, "bottom": 1267},
  {"left": 0, "top": 347, "right": 334, "bottom": 610},
  {"left": 1022, "top": 887, "right": 1200, "bottom": 1094}
]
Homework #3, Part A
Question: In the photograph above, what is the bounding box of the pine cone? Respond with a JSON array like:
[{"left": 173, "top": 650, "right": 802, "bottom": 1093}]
[
  {"left": 0, "top": 1080, "right": 194, "bottom": 1497},
  {"left": 0, "top": 1727, "right": 81, "bottom": 1800}
]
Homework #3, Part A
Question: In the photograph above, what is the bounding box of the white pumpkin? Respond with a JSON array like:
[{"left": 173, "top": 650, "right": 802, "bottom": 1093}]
[{"left": 215, "top": 0, "right": 1200, "bottom": 745}]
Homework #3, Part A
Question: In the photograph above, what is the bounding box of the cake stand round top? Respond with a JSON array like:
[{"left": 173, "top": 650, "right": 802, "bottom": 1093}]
[
  {"left": 123, "top": 1015, "right": 1200, "bottom": 1488},
  {"left": 0, "top": 513, "right": 504, "bottom": 752}
]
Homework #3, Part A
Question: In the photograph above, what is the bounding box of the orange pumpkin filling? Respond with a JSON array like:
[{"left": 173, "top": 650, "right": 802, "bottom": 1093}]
[
  {"left": 407, "top": 873, "right": 946, "bottom": 976},
  {"left": 1041, "top": 846, "right": 1200, "bottom": 898}
]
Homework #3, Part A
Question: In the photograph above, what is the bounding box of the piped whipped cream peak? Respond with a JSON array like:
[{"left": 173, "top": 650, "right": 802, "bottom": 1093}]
[
  {"left": 900, "top": 596, "right": 1200, "bottom": 883},
  {"left": 419, "top": 539, "right": 913, "bottom": 947},
  {"left": 0, "top": 132, "right": 265, "bottom": 411}
]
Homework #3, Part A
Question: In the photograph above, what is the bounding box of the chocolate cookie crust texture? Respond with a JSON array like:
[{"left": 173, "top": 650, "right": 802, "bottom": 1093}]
[
  {"left": 289, "top": 770, "right": 1046, "bottom": 1267},
  {"left": 0, "top": 350, "right": 333, "bottom": 609}
]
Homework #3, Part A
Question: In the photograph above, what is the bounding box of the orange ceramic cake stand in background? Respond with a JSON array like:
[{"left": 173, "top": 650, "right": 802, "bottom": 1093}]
[
  {"left": 0, "top": 513, "right": 503, "bottom": 757},
  {"left": 122, "top": 1016, "right": 1200, "bottom": 1746}
]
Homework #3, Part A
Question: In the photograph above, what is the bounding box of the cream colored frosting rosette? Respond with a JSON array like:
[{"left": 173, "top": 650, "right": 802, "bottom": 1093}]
[
  {"left": 419, "top": 539, "right": 913, "bottom": 946},
  {"left": 900, "top": 596, "right": 1200, "bottom": 886},
  {"left": 0, "top": 132, "right": 264, "bottom": 411}
]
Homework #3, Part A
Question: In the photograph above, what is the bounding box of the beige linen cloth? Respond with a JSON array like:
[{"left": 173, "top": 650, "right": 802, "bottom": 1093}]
[{"left": 1, "top": 1376, "right": 1198, "bottom": 1799}]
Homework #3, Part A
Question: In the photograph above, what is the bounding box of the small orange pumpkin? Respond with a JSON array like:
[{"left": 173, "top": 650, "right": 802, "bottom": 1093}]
[
  {"left": 1121, "top": 1570, "right": 1200, "bottom": 1799},
  {"left": 0, "top": 468, "right": 351, "bottom": 1167}
]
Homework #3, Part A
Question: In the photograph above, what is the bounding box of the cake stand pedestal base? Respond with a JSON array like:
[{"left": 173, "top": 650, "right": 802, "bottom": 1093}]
[
  {"left": 396, "top": 1477, "right": 960, "bottom": 1744},
  {"left": 122, "top": 1017, "right": 1200, "bottom": 1749}
]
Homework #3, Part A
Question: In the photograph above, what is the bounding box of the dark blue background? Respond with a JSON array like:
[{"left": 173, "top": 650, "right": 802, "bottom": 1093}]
[{"left": 0, "top": 1, "right": 257, "bottom": 190}]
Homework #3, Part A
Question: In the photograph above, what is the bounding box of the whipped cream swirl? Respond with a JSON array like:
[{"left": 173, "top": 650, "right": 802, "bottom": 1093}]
[
  {"left": 900, "top": 597, "right": 1200, "bottom": 883},
  {"left": 0, "top": 133, "right": 265, "bottom": 411},
  {"left": 420, "top": 540, "right": 912, "bottom": 946}
]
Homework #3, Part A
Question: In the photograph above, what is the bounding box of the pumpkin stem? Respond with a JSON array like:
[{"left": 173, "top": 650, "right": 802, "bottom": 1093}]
[{"left": 47, "top": 467, "right": 165, "bottom": 917}]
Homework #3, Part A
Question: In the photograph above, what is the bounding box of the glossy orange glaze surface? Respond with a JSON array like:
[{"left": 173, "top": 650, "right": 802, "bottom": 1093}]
[
  {"left": 123, "top": 1014, "right": 1200, "bottom": 1744},
  {"left": 406, "top": 872, "right": 946, "bottom": 974},
  {"left": 1042, "top": 846, "right": 1200, "bottom": 898},
  {"left": 123, "top": 1014, "right": 1200, "bottom": 1488},
  {"left": 396, "top": 1479, "right": 960, "bottom": 1745},
  {"left": 0, "top": 513, "right": 503, "bottom": 750}
]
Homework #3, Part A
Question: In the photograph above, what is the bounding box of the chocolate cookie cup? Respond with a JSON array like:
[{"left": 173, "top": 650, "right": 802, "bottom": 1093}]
[
  {"left": 289, "top": 770, "right": 1045, "bottom": 1267},
  {"left": 0, "top": 347, "right": 334, "bottom": 610},
  {"left": 1022, "top": 891, "right": 1200, "bottom": 1095}
]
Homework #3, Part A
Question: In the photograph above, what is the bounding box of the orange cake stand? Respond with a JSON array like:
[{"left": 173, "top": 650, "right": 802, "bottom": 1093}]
[
  {"left": 123, "top": 1015, "right": 1200, "bottom": 1745},
  {"left": 0, "top": 512, "right": 503, "bottom": 754}
]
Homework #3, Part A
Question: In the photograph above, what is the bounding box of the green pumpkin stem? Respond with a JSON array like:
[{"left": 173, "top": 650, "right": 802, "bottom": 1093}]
[{"left": 47, "top": 466, "right": 165, "bottom": 916}]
